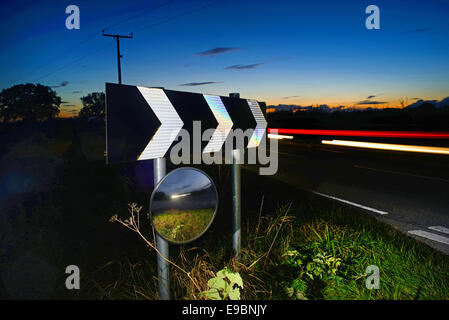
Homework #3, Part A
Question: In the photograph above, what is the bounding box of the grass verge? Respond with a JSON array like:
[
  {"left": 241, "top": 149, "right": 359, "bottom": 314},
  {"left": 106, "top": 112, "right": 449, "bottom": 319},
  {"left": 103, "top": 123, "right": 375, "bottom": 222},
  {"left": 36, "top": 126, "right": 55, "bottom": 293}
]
[{"left": 74, "top": 194, "right": 449, "bottom": 300}]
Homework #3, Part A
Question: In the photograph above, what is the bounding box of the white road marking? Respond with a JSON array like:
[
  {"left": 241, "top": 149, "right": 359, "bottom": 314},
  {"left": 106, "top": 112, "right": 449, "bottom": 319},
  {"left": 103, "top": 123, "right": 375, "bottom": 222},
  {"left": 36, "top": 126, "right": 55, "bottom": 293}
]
[
  {"left": 257, "top": 149, "right": 306, "bottom": 160},
  {"left": 408, "top": 230, "right": 449, "bottom": 245},
  {"left": 321, "top": 148, "right": 344, "bottom": 154},
  {"left": 310, "top": 191, "right": 389, "bottom": 215},
  {"left": 354, "top": 165, "right": 449, "bottom": 183},
  {"left": 277, "top": 151, "right": 305, "bottom": 159},
  {"left": 428, "top": 226, "right": 449, "bottom": 235}
]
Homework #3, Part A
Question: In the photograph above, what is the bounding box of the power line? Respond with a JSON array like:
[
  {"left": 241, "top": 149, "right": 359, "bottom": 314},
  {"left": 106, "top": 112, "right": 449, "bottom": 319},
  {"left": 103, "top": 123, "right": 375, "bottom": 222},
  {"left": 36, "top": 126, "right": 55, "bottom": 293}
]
[
  {"left": 13, "top": 32, "right": 102, "bottom": 85},
  {"left": 134, "top": 0, "right": 224, "bottom": 33},
  {"left": 32, "top": 42, "right": 114, "bottom": 83},
  {"left": 103, "top": 0, "right": 175, "bottom": 32},
  {"left": 23, "top": 0, "right": 225, "bottom": 85},
  {"left": 13, "top": 1, "right": 174, "bottom": 85}
]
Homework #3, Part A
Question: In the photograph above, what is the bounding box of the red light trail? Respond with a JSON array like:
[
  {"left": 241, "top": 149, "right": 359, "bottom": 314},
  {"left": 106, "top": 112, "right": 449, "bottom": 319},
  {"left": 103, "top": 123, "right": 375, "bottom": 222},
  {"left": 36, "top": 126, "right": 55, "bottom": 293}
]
[{"left": 267, "top": 129, "right": 449, "bottom": 139}]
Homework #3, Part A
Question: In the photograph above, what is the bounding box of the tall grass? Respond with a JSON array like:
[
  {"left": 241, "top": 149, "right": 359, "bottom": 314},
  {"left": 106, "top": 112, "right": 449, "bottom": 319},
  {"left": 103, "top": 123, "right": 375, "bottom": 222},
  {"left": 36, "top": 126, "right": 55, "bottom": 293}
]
[{"left": 73, "top": 197, "right": 449, "bottom": 300}]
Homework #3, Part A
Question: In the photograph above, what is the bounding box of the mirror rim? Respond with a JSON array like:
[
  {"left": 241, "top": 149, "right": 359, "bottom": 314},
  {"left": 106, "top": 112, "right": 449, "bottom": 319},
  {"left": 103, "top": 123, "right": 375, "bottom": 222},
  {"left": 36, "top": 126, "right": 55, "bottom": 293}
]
[{"left": 149, "top": 166, "right": 219, "bottom": 245}]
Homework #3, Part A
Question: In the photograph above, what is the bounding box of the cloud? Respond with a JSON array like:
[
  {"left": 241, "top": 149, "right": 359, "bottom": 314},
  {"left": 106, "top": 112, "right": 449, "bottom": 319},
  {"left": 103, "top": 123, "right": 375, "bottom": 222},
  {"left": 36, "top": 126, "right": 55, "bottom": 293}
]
[
  {"left": 283, "top": 95, "right": 300, "bottom": 99},
  {"left": 366, "top": 95, "right": 376, "bottom": 99},
  {"left": 267, "top": 56, "right": 292, "bottom": 62},
  {"left": 224, "top": 63, "right": 262, "bottom": 70},
  {"left": 179, "top": 81, "right": 221, "bottom": 86},
  {"left": 72, "top": 90, "right": 82, "bottom": 94},
  {"left": 356, "top": 100, "right": 387, "bottom": 105},
  {"left": 63, "top": 104, "right": 76, "bottom": 107},
  {"left": 223, "top": 56, "right": 290, "bottom": 72},
  {"left": 401, "top": 27, "right": 433, "bottom": 35},
  {"left": 196, "top": 47, "right": 239, "bottom": 57},
  {"left": 51, "top": 81, "right": 69, "bottom": 88}
]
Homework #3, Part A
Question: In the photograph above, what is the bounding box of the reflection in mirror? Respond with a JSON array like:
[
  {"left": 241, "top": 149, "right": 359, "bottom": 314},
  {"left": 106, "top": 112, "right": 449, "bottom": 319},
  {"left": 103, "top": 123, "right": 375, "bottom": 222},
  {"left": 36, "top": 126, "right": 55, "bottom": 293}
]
[{"left": 150, "top": 167, "right": 218, "bottom": 244}]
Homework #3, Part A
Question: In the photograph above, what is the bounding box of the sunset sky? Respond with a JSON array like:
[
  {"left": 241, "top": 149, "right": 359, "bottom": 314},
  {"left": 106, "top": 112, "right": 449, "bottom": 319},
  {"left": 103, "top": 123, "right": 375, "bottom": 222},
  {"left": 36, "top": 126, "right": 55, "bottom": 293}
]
[{"left": 1, "top": 0, "right": 448, "bottom": 117}]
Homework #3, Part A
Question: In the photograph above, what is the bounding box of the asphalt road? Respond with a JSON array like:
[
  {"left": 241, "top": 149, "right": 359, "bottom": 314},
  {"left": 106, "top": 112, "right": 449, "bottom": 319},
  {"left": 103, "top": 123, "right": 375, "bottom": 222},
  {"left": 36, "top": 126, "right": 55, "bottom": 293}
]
[{"left": 265, "top": 139, "right": 449, "bottom": 255}]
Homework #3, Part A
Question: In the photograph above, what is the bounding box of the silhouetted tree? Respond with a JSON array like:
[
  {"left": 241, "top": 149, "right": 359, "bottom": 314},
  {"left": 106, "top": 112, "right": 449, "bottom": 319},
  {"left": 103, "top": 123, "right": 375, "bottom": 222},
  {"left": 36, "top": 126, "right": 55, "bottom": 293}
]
[
  {"left": 78, "top": 92, "right": 105, "bottom": 119},
  {"left": 399, "top": 97, "right": 409, "bottom": 108},
  {"left": 0, "top": 83, "right": 61, "bottom": 122}
]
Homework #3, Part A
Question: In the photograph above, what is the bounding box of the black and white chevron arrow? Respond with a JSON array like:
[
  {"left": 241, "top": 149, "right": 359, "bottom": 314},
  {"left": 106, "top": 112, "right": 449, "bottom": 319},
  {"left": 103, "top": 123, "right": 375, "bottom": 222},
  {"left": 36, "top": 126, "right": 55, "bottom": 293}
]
[
  {"left": 246, "top": 99, "right": 268, "bottom": 149},
  {"left": 202, "top": 94, "right": 233, "bottom": 153},
  {"left": 105, "top": 83, "right": 267, "bottom": 164},
  {"left": 136, "top": 87, "right": 184, "bottom": 160}
]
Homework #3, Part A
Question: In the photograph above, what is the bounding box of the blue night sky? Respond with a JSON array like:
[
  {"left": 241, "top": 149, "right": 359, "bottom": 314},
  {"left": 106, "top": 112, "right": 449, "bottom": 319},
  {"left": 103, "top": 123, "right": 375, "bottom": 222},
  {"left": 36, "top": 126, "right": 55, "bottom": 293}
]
[{"left": 1, "top": 0, "right": 448, "bottom": 117}]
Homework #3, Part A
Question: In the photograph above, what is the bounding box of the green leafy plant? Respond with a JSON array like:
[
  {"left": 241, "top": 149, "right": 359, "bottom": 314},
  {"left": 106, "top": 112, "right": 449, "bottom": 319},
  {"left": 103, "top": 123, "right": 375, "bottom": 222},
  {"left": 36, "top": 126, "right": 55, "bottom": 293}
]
[
  {"left": 312, "top": 252, "right": 342, "bottom": 278},
  {"left": 203, "top": 267, "right": 243, "bottom": 300},
  {"left": 284, "top": 249, "right": 341, "bottom": 280},
  {"left": 282, "top": 248, "right": 342, "bottom": 299}
]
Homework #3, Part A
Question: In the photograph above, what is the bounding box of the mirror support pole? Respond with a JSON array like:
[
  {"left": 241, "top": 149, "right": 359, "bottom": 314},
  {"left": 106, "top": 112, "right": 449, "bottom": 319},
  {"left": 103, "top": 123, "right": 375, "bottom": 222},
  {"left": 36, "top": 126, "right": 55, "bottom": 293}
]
[
  {"left": 232, "top": 149, "right": 242, "bottom": 260},
  {"left": 154, "top": 157, "right": 170, "bottom": 300}
]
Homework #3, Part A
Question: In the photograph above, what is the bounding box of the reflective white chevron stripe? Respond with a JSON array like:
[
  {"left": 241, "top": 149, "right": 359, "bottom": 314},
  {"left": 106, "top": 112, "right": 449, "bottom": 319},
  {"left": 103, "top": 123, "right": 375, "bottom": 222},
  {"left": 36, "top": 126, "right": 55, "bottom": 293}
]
[
  {"left": 202, "top": 95, "right": 233, "bottom": 153},
  {"left": 137, "top": 87, "right": 184, "bottom": 160},
  {"left": 246, "top": 99, "right": 267, "bottom": 148}
]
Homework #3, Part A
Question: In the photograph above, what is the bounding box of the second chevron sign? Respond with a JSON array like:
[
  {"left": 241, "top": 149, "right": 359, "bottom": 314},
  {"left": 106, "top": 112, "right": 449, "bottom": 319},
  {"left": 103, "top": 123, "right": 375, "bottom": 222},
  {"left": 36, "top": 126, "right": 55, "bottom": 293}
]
[{"left": 105, "top": 83, "right": 267, "bottom": 164}]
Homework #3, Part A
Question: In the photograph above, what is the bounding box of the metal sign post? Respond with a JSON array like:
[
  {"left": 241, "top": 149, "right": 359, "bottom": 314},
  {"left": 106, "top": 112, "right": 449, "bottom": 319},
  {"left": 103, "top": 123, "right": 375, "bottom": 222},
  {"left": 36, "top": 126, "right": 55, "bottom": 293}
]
[
  {"left": 154, "top": 157, "right": 170, "bottom": 300},
  {"left": 230, "top": 92, "right": 242, "bottom": 260},
  {"left": 232, "top": 148, "right": 242, "bottom": 260}
]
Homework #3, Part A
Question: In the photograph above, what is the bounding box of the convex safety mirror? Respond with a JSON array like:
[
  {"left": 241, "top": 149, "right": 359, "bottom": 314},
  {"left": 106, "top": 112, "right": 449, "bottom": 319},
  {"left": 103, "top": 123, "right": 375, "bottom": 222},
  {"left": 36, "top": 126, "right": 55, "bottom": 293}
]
[{"left": 149, "top": 167, "right": 218, "bottom": 244}]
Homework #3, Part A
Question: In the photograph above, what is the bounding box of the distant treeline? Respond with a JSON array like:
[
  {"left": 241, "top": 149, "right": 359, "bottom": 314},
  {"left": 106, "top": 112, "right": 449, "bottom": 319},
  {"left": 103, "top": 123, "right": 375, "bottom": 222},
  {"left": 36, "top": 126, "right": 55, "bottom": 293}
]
[
  {"left": 268, "top": 103, "right": 449, "bottom": 131},
  {"left": 0, "top": 83, "right": 104, "bottom": 123}
]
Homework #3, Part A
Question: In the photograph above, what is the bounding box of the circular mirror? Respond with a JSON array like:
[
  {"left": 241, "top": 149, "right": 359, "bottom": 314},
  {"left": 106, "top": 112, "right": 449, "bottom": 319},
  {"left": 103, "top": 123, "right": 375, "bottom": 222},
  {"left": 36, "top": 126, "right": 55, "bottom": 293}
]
[{"left": 149, "top": 167, "right": 218, "bottom": 244}]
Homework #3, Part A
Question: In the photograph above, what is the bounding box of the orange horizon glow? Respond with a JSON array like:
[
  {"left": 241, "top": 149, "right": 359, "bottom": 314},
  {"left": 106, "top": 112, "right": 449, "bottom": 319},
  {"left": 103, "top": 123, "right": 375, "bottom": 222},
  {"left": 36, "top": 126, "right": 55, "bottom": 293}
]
[
  {"left": 265, "top": 103, "right": 408, "bottom": 113},
  {"left": 263, "top": 94, "right": 449, "bottom": 110}
]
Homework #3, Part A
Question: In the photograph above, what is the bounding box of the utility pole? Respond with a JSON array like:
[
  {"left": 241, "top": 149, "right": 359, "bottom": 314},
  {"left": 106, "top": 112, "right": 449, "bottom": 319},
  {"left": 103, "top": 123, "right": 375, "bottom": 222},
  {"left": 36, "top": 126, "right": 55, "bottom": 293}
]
[{"left": 102, "top": 30, "right": 133, "bottom": 84}]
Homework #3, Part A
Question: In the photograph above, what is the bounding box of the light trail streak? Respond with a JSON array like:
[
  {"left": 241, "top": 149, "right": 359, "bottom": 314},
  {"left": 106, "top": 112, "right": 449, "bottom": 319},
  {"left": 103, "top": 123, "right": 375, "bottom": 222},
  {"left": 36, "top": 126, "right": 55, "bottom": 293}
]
[
  {"left": 322, "top": 140, "right": 449, "bottom": 155},
  {"left": 268, "top": 128, "right": 449, "bottom": 139}
]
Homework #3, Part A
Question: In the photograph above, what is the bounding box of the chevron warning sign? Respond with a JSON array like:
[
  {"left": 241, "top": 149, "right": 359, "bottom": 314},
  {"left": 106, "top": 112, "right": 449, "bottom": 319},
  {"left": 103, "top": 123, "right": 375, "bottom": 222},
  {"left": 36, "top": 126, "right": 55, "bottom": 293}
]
[{"left": 105, "top": 83, "right": 267, "bottom": 164}]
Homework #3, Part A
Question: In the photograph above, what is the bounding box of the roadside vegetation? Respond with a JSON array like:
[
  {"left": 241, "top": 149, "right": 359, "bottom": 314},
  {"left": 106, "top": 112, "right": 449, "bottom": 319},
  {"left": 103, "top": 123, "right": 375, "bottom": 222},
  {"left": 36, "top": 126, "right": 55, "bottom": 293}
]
[{"left": 72, "top": 195, "right": 449, "bottom": 300}]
